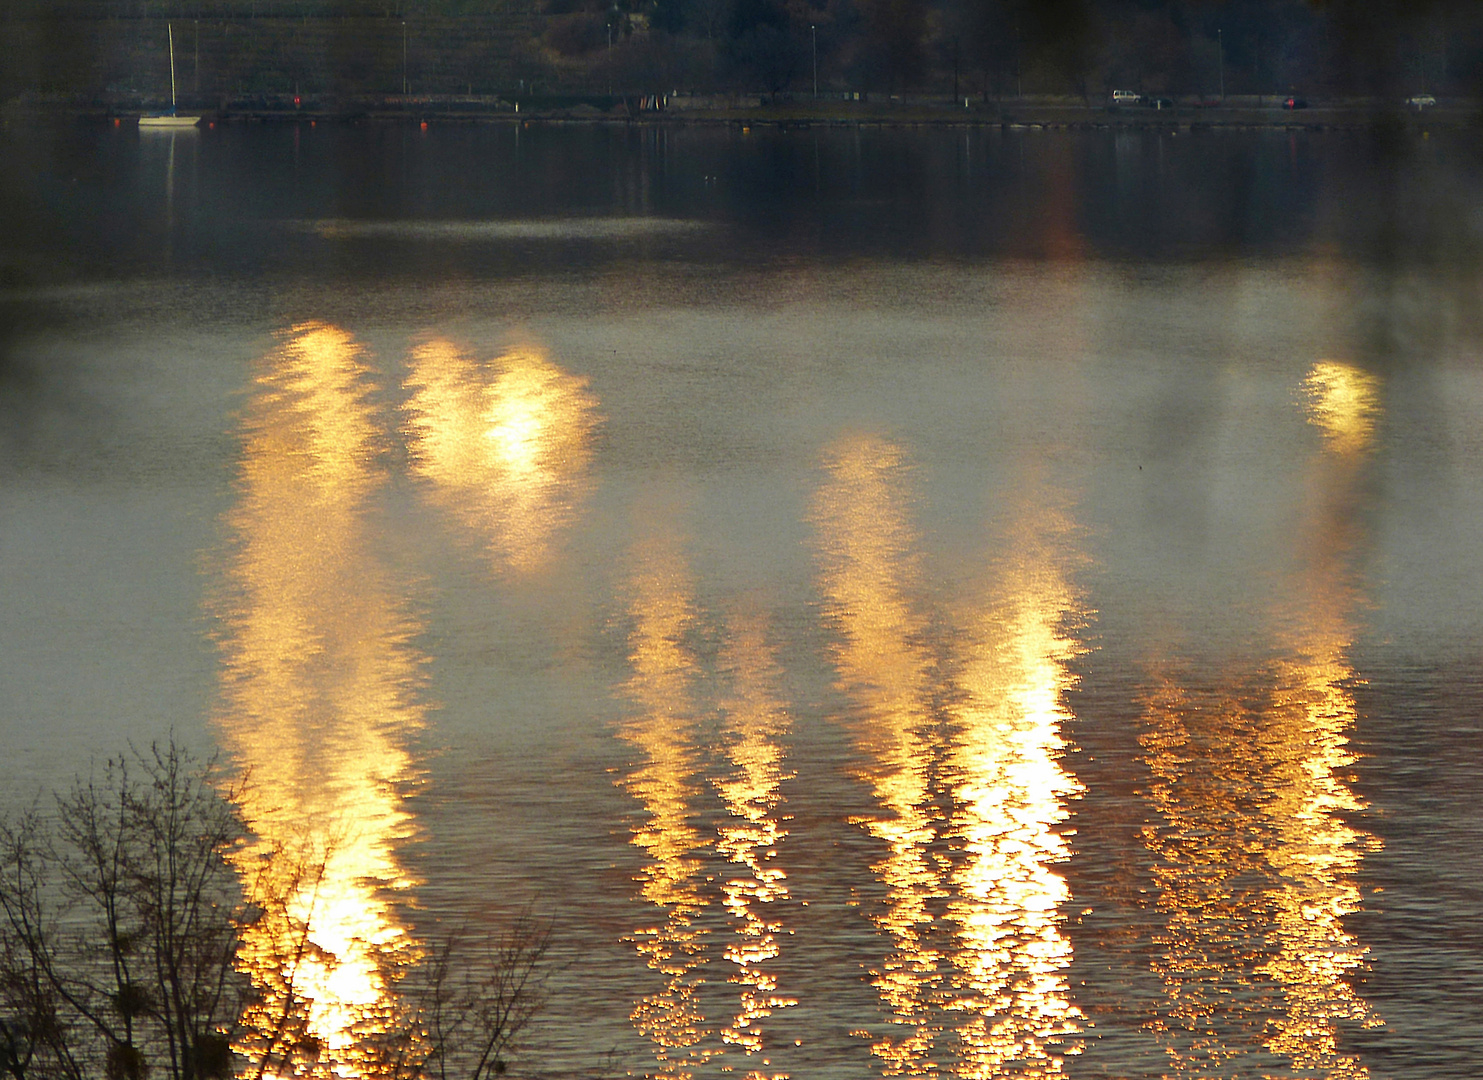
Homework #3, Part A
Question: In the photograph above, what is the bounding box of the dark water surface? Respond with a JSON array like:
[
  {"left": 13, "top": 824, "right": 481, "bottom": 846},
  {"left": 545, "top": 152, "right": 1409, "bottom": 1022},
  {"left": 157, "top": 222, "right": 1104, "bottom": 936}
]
[{"left": 3, "top": 122, "right": 1483, "bottom": 1079}]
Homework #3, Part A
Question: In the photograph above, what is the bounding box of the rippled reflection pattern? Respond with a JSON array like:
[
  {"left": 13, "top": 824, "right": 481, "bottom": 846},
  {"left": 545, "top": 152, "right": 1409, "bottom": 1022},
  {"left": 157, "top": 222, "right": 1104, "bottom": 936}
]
[
  {"left": 713, "top": 610, "right": 797, "bottom": 1076},
  {"left": 617, "top": 523, "right": 715, "bottom": 1078},
  {"left": 216, "top": 323, "right": 425, "bottom": 1079},
  {"left": 1139, "top": 359, "right": 1381, "bottom": 1077},
  {"left": 944, "top": 502, "right": 1085, "bottom": 1078},
  {"left": 1261, "top": 360, "right": 1384, "bottom": 1075},
  {"left": 1138, "top": 672, "right": 1275, "bottom": 1075},
  {"left": 1301, "top": 361, "right": 1381, "bottom": 458},
  {"left": 813, "top": 435, "right": 946, "bottom": 1075},
  {"left": 404, "top": 339, "right": 598, "bottom": 572}
]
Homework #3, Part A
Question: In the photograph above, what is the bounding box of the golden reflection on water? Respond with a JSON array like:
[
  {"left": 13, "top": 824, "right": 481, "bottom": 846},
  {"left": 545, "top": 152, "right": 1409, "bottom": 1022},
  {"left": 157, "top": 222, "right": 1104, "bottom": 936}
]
[
  {"left": 216, "top": 323, "right": 424, "bottom": 1079},
  {"left": 1302, "top": 361, "right": 1381, "bottom": 458},
  {"left": 1259, "top": 359, "right": 1384, "bottom": 1076},
  {"left": 1140, "top": 359, "right": 1381, "bottom": 1077},
  {"left": 1260, "top": 635, "right": 1379, "bottom": 1079},
  {"left": 1138, "top": 671, "right": 1276, "bottom": 1075},
  {"left": 617, "top": 522, "right": 715, "bottom": 1079},
  {"left": 943, "top": 503, "right": 1085, "bottom": 1078},
  {"left": 813, "top": 434, "right": 946, "bottom": 1075},
  {"left": 403, "top": 339, "right": 598, "bottom": 572},
  {"left": 713, "top": 610, "right": 797, "bottom": 1076}
]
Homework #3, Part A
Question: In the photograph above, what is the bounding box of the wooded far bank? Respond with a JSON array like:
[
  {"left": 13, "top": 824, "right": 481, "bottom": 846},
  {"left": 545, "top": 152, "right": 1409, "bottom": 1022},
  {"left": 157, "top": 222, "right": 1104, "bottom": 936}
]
[{"left": 4, "top": 1, "right": 1483, "bottom": 111}]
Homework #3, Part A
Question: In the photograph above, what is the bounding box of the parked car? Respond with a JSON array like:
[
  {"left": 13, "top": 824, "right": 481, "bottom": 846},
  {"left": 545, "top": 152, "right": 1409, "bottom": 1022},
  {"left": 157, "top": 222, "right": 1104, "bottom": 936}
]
[
  {"left": 1408, "top": 94, "right": 1437, "bottom": 109},
  {"left": 1143, "top": 96, "right": 1174, "bottom": 109},
  {"left": 1283, "top": 96, "right": 1309, "bottom": 109},
  {"left": 1111, "top": 90, "right": 1141, "bottom": 105}
]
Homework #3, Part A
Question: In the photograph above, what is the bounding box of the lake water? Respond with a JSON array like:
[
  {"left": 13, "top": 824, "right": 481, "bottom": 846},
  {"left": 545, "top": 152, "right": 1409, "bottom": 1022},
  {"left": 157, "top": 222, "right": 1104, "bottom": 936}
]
[{"left": 3, "top": 120, "right": 1482, "bottom": 1079}]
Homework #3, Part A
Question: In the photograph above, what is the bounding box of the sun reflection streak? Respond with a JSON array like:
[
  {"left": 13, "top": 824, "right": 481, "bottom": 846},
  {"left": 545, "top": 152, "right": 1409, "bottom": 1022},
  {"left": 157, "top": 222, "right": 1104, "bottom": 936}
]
[
  {"left": 403, "top": 339, "right": 598, "bottom": 572},
  {"left": 1259, "top": 634, "right": 1378, "bottom": 1080},
  {"left": 1257, "top": 359, "right": 1384, "bottom": 1077},
  {"left": 1139, "top": 358, "right": 1382, "bottom": 1077},
  {"left": 944, "top": 504, "right": 1085, "bottom": 1079},
  {"left": 1301, "top": 362, "right": 1381, "bottom": 458},
  {"left": 1137, "top": 671, "right": 1274, "bottom": 1075},
  {"left": 215, "top": 322, "right": 425, "bottom": 1080},
  {"left": 713, "top": 610, "right": 797, "bottom": 1078},
  {"left": 813, "top": 434, "right": 945, "bottom": 1076},
  {"left": 617, "top": 522, "right": 714, "bottom": 1079}
]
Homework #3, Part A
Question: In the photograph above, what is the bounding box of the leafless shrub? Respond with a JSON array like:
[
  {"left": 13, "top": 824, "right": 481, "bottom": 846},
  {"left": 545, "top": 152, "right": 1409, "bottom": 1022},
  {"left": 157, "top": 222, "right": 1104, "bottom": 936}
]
[
  {"left": 0, "top": 744, "right": 556, "bottom": 1080},
  {"left": 407, "top": 912, "right": 552, "bottom": 1080},
  {"left": 0, "top": 743, "right": 249, "bottom": 1080},
  {"left": 230, "top": 847, "right": 335, "bottom": 1080}
]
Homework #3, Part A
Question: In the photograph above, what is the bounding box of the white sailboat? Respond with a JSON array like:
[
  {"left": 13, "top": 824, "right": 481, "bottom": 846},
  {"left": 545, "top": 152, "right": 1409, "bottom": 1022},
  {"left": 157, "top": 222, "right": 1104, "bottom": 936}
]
[{"left": 139, "top": 23, "right": 200, "bottom": 128}]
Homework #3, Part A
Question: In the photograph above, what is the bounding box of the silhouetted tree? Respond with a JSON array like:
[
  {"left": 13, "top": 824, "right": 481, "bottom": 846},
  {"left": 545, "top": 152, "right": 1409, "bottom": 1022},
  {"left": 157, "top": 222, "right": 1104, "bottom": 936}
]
[
  {"left": 0, "top": 744, "right": 247, "bottom": 1080},
  {"left": 945, "top": 0, "right": 1019, "bottom": 98},
  {"left": 0, "top": 742, "right": 555, "bottom": 1080},
  {"left": 725, "top": 0, "right": 805, "bottom": 93},
  {"left": 855, "top": 0, "right": 927, "bottom": 90}
]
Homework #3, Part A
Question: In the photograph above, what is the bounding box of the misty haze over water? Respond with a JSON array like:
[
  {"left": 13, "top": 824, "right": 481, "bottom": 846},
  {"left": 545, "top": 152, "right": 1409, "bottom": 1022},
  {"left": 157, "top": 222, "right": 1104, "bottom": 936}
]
[{"left": 3, "top": 122, "right": 1483, "bottom": 1078}]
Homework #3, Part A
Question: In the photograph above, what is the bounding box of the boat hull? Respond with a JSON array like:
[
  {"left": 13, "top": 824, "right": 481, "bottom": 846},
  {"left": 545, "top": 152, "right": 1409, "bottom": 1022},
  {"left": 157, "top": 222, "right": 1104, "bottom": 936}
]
[{"left": 139, "top": 115, "right": 201, "bottom": 128}]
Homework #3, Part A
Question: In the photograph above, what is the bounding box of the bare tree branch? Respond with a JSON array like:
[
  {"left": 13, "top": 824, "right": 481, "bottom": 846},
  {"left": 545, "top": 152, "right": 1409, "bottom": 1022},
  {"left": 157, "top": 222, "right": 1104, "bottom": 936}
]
[{"left": 2, "top": 741, "right": 558, "bottom": 1080}]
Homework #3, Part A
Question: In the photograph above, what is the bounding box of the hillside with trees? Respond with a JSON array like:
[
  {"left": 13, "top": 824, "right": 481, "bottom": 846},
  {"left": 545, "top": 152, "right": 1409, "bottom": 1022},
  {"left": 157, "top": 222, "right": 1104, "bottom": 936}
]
[{"left": 2, "top": 0, "right": 1481, "bottom": 107}]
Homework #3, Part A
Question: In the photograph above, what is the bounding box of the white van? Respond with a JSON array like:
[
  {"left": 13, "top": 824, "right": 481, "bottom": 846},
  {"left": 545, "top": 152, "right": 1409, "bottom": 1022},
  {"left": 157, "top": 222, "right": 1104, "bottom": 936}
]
[{"left": 1111, "top": 90, "right": 1140, "bottom": 105}]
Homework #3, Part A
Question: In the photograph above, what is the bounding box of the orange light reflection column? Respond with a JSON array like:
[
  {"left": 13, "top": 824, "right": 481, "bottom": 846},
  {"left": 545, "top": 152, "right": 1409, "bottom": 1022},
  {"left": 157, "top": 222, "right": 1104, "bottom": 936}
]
[
  {"left": 944, "top": 502, "right": 1086, "bottom": 1079},
  {"left": 216, "top": 323, "right": 425, "bottom": 1080},
  {"left": 713, "top": 610, "right": 798, "bottom": 1079},
  {"left": 813, "top": 434, "right": 946, "bottom": 1077},
  {"left": 617, "top": 523, "right": 715, "bottom": 1080},
  {"left": 403, "top": 339, "right": 598, "bottom": 573}
]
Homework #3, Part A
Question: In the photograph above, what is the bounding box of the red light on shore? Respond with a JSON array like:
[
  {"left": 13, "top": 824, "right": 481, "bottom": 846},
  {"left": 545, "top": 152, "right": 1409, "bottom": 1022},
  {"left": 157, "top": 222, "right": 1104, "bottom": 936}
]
[
  {"left": 294, "top": 95, "right": 301, "bottom": 107},
  {"left": 420, "top": 120, "right": 428, "bottom": 130},
  {"left": 113, "top": 117, "right": 120, "bottom": 126}
]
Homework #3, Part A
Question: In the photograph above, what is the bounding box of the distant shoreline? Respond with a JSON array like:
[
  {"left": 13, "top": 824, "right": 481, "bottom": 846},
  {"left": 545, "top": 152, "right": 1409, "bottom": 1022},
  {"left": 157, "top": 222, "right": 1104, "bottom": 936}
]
[{"left": 5, "top": 95, "right": 1478, "bottom": 131}]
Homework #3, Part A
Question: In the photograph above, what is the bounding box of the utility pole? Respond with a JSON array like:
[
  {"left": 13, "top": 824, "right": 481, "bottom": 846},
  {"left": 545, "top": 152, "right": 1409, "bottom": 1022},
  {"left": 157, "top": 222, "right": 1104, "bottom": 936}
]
[
  {"left": 402, "top": 20, "right": 408, "bottom": 95},
  {"left": 607, "top": 23, "right": 613, "bottom": 96},
  {"left": 1218, "top": 28, "right": 1224, "bottom": 103},
  {"left": 811, "top": 25, "right": 817, "bottom": 99}
]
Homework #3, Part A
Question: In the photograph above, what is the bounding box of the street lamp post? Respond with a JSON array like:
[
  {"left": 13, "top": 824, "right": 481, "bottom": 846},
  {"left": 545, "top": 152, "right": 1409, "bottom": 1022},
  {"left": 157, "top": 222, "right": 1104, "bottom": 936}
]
[
  {"left": 402, "top": 20, "right": 408, "bottom": 95},
  {"left": 1015, "top": 24, "right": 1022, "bottom": 99},
  {"left": 607, "top": 23, "right": 612, "bottom": 97},
  {"left": 811, "top": 25, "right": 817, "bottom": 99},
  {"left": 1218, "top": 28, "right": 1224, "bottom": 104}
]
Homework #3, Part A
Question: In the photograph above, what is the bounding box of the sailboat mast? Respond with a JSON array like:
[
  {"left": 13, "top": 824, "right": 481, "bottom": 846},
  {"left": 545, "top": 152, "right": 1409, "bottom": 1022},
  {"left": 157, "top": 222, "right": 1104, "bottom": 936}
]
[{"left": 168, "top": 23, "right": 177, "bottom": 112}]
